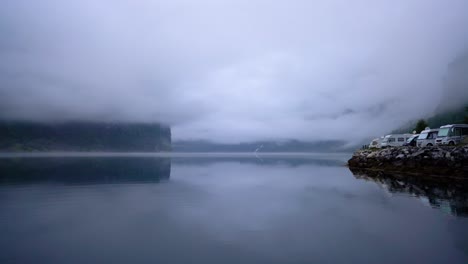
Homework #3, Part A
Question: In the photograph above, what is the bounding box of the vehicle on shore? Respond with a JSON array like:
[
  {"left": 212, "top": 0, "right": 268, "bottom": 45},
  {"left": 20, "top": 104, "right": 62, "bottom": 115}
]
[
  {"left": 417, "top": 128, "right": 439, "bottom": 147},
  {"left": 381, "top": 134, "right": 414, "bottom": 148},
  {"left": 403, "top": 134, "right": 419, "bottom": 147},
  {"left": 368, "top": 137, "right": 384, "bottom": 149},
  {"left": 435, "top": 124, "right": 468, "bottom": 146}
]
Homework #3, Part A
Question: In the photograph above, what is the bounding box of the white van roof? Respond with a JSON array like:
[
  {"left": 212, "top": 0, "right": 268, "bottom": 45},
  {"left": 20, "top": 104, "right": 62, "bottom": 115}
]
[
  {"left": 421, "top": 128, "right": 439, "bottom": 133},
  {"left": 384, "top": 134, "right": 413, "bottom": 138},
  {"left": 440, "top": 124, "right": 468, "bottom": 128}
]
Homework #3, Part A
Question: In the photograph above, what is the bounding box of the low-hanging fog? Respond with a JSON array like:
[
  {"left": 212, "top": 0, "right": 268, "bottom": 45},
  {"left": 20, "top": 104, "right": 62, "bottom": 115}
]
[{"left": 1, "top": 0, "right": 468, "bottom": 143}]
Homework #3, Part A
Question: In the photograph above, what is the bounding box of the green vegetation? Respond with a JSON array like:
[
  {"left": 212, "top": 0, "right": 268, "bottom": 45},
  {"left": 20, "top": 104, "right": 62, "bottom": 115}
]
[
  {"left": 414, "top": 119, "right": 428, "bottom": 133},
  {"left": 0, "top": 121, "right": 171, "bottom": 152}
]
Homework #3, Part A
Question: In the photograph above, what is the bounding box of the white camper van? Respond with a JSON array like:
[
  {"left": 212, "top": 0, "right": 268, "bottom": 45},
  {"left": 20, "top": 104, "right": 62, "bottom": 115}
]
[
  {"left": 381, "top": 134, "right": 414, "bottom": 148},
  {"left": 368, "top": 137, "right": 384, "bottom": 149},
  {"left": 435, "top": 124, "right": 468, "bottom": 146},
  {"left": 417, "top": 128, "right": 439, "bottom": 147}
]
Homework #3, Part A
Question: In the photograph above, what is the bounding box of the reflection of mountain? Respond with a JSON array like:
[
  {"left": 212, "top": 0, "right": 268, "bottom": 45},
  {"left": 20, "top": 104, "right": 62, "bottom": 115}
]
[
  {"left": 0, "top": 157, "right": 171, "bottom": 185},
  {"left": 350, "top": 168, "right": 468, "bottom": 217}
]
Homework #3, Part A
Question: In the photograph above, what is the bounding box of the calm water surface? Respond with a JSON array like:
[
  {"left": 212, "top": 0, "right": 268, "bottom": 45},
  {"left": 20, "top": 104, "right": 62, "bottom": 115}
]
[{"left": 0, "top": 153, "right": 467, "bottom": 264}]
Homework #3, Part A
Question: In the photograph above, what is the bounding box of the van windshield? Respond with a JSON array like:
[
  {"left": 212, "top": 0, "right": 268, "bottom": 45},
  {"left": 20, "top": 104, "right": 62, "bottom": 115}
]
[
  {"left": 438, "top": 127, "right": 451, "bottom": 137},
  {"left": 418, "top": 133, "right": 428, "bottom": 140}
]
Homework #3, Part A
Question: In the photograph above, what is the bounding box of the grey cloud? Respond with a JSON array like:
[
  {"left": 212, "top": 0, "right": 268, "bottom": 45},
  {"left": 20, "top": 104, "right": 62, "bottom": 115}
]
[{"left": 1, "top": 0, "right": 468, "bottom": 143}]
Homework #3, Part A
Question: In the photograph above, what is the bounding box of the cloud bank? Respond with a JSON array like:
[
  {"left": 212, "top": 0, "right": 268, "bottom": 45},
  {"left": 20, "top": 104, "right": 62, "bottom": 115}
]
[{"left": 1, "top": 0, "right": 468, "bottom": 143}]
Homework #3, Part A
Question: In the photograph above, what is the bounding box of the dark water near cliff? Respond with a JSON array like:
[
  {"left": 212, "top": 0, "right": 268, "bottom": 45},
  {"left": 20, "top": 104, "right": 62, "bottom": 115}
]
[{"left": 0, "top": 153, "right": 467, "bottom": 264}]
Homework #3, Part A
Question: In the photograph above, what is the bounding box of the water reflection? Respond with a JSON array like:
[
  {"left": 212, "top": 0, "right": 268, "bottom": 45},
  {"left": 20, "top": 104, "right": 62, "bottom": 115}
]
[
  {"left": 350, "top": 168, "right": 468, "bottom": 217},
  {"left": 0, "top": 157, "right": 171, "bottom": 185},
  {"left": 0, "top": 155, "right": 467, "bottom": 263}
]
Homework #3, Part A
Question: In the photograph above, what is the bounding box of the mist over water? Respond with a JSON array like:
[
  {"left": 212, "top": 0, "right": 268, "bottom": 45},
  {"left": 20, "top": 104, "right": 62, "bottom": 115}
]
[
  {"left": 1, "top": 1, "right": 468, "bottom": 263},
  {"left": 1, "top": 0, "right": 468, "bottom": 143}
]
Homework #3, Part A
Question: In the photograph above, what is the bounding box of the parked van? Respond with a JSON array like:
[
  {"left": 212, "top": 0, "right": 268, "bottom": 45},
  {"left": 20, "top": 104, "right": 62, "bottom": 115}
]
[
  {"left": 435, "top": 124, "right": 468, "bottom": 145},
  {"left": 417, "top": 128, "right": 439, "bottom": 147},
  {"left": 369, "top": 137, "right": 384, "bottom": 149},
  {"left": 381, "top": 134, "right": 414, "bottom": 148},
  {"left": 403, "top": 134, "right": 419, "bottom": 147}
]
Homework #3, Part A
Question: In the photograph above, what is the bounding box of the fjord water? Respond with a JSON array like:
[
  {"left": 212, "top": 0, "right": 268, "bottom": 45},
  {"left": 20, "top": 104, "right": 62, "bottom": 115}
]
[{"left": 0, "top": 154, "right": 467, "bottom": 264}]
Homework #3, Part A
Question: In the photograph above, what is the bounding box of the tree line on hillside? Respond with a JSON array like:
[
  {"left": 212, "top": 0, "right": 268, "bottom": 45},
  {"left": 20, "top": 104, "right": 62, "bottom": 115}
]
[
  {"left": 393, "top": 105, "right": 468, "bottom": 134},
  {"left": 414, "top": 106, "right": 468, "bottom": 133}
]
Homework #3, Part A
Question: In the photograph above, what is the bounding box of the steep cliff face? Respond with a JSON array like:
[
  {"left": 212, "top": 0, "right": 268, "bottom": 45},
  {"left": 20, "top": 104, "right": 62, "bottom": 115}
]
[{"left": 0, "top": 121, "right": 171, "bottom": 152}]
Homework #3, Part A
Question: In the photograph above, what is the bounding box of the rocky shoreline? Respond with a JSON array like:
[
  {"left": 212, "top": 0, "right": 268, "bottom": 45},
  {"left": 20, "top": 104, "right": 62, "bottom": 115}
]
[{"left": 348, "top": 145, "right": 468, "bottom": 177}]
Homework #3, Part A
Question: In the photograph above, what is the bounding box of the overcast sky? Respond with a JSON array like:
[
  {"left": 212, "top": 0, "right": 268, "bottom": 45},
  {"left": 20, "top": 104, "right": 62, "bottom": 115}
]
[{"left": 1, "top": 0, "right": 468, "bottom": 143}]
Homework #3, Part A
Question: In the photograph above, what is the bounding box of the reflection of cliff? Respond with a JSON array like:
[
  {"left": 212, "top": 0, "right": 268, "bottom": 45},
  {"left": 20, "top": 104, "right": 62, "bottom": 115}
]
[
  {"left": 350, "top": 168, "right": 468, "bottom": 217},
  {"left": 0, "top": 157, "right": 171, "bottom": 185}
]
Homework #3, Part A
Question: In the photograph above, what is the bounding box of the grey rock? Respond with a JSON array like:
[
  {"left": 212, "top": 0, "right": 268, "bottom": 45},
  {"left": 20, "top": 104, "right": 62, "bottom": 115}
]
[
  {"left": 348, "top": 145, "right": 468, "bottom": 176},
  {"left": 396, "top": 154, "right": 405, "bottom": 159}
]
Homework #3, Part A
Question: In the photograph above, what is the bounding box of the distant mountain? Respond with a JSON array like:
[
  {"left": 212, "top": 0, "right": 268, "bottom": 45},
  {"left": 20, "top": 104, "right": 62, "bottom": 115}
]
[
  {"left": 0, "top": 121, "right": 171, "bottom": 152},
  {"left": 172, "top": 139, "right": 353, "bottom": 153}
]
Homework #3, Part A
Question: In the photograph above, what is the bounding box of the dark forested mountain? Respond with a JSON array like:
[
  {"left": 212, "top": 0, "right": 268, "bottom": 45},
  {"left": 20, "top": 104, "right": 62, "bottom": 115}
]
[
  {"left": 0, "top": 121, "right": 171, "bottom": 152},
  {"left": 392, "top": 105, "right": 468, "bottom": 134},
  {"left": 426, "top": 105, "right": 468, "bottom": 127}
]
